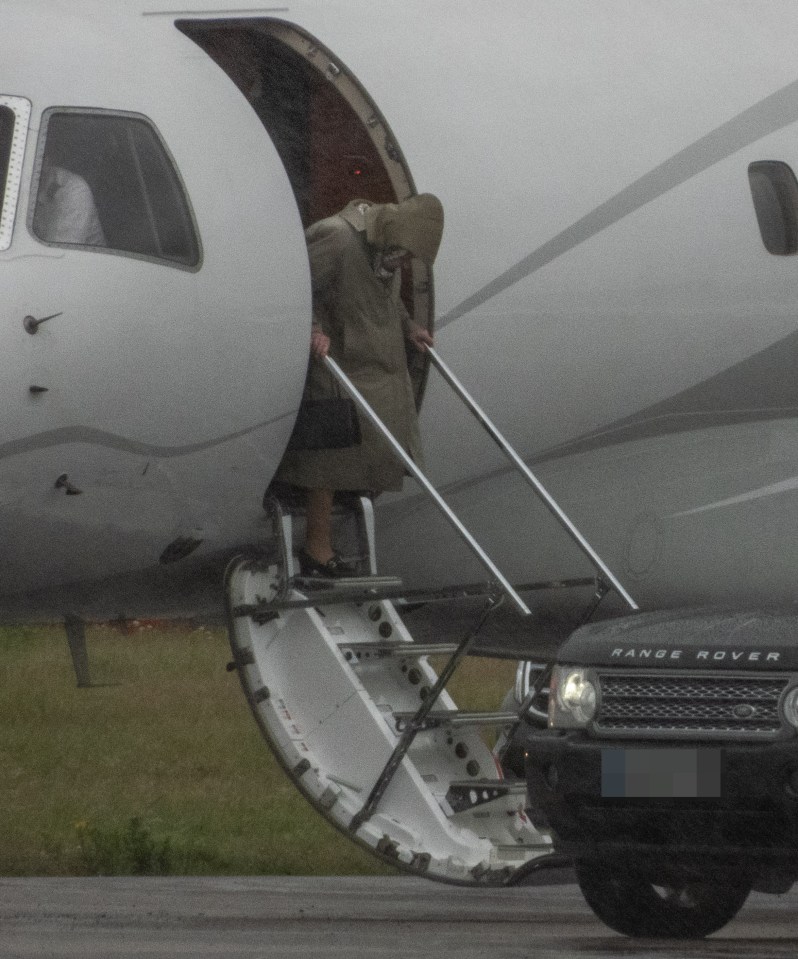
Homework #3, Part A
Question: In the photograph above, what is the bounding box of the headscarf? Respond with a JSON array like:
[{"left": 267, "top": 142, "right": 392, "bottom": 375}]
[{"left": 363, "top": 193, "right": 444, "bottom": 265}]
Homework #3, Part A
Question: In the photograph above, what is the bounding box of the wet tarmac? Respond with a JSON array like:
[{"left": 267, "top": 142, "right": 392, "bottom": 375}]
[{"left": 0, "top": 875, "right": 796, "bottom": 958}]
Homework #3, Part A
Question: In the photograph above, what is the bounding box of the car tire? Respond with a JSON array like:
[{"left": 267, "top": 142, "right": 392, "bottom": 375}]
[{"left": 576, "top": 861, "right": 752, "bottom": 938}]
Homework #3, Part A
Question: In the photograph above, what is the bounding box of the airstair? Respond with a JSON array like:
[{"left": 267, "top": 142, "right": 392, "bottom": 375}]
[{"left": 225, "top": 348, "right": 637, "bottom": 886}]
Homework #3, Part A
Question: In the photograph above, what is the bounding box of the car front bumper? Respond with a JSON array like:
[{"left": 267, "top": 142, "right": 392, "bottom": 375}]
[{"left": 524, "top": 729, "right": 798, "bottom": 868}]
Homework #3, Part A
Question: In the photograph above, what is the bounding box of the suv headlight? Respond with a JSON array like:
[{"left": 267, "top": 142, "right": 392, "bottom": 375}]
[
  {"left": 549, "top": 666, "right": 599, "bottom": 728},
  {"left": 781, "top": 684, "right": 798, "bottom": 729}
]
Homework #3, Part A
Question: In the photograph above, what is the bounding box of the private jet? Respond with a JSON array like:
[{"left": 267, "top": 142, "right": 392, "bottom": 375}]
[{"left": 5, "top": 0, "right": 798, "bottom": 938}]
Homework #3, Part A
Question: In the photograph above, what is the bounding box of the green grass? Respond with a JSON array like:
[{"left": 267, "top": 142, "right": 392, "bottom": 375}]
[{"left": 0, "top": 624, "right": 516, "bottom": 876}]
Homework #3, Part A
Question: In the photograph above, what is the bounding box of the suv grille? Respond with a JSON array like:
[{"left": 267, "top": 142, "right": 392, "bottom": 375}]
[{"left": 596, "top": 673, "right": 789, "bottom": 739}]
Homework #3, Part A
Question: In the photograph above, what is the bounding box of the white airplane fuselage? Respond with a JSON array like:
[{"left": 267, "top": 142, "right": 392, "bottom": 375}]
[{"left": 3, "top": 0, "right": 798, "bottom": 621}]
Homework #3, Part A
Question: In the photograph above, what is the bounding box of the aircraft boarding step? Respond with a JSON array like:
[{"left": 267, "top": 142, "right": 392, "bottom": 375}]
[
  {"left": 293, "top": 574, "right": 403, "bottom": 594},
  {"left": 233, "top": 575, "right": 599, "bottom": 618},
  {"left": 446, "top": 779, "right": 527, "bottom": 813},
  {"left": 226, "top": 551, "right": 555, "bottom": 885},
  {"left": 225, "top": 347, "right": 637, "bottom": 885},
  {"left": 392, "top": 710, "right": 519, "bottom": 731},
  {"left": 338, "top": 641, "right": 461, "bottom": 660}
]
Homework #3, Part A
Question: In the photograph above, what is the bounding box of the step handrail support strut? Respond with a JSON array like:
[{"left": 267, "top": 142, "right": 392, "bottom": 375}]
[
  {"left": 348, "top": 592, "right": 502, "bottom": 834},
  {"left": 323, "top": 355, "right": 531, "bottom": 617}
]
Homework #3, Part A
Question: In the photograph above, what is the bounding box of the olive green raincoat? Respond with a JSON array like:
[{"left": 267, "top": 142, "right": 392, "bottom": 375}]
[{"left": 276, "top": 196, "right": 443, "bottom": 493}]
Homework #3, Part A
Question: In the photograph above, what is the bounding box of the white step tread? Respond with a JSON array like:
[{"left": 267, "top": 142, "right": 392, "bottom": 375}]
[{"left": 392, "top": 710, "right": 518, "bottom": 730}]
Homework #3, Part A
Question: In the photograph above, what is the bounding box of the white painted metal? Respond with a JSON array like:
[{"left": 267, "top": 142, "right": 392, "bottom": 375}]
[
  {"left": 2, "top": 2, "right": 798, "bottom": 615},
  {"left": 0, "top": 3, "right": 311, "bottom": 597},
  {"left": 226, "top": 557, "right": 552, "bottom": 884},
  {"left": 0, "top": 97, "right": 30, "bottom": 251}
]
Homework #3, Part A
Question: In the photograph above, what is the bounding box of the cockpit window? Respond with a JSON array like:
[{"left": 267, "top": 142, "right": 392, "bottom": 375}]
[
  {"left": 0, "top": 96, "right": 31, "bottom": 251},
  {"left": 748, "top": 160, "right": 798, "bottom": 256},
  {"left": 31, "top": 109, "right": 201, "bottom": 268}
]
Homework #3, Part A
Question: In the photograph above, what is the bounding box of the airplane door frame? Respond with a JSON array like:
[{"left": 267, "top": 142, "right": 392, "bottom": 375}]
[
  {"left": 177, "top": 17, "right": 435, "bottom": 406},
  {"left": 0, "top": 95, "right": 31, "bottom": 251}
]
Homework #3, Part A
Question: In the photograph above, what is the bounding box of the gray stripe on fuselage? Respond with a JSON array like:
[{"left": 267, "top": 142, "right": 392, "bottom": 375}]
[
  {"left": 437, "top": 77, "right": 798, "bottom": 330},
  {"left": 421, "top": 324, "right": 798, "bottom": 502},
  {"left": 541, "top": 324, "right": 798, "bottom": 461},
  {"left": 0, "top": 411, "right": 295, "bottom": 462}
]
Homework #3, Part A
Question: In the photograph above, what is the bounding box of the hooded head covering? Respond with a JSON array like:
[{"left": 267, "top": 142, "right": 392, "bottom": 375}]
[{"left": 363, "top": 193, "right": 444, "bottom": 265}]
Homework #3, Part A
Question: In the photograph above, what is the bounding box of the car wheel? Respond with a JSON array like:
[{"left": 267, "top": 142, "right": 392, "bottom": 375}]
[{"left": 576, "top": 861, "right": 752, "bottom": 938}]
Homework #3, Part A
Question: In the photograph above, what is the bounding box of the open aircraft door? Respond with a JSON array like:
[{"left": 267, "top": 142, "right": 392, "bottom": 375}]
[{"left": 0, "top": 26, "right": 312, "bottom": 600}]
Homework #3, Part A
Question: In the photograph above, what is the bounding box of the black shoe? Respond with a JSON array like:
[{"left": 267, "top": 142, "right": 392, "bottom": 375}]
[{"left": 297, "top": 549, "right": 358, "bottom": 578}]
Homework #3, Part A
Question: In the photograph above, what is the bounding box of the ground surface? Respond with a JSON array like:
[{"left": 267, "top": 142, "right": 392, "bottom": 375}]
[{"left": 0, "top": 876, "right": 796, "bottom": 958}]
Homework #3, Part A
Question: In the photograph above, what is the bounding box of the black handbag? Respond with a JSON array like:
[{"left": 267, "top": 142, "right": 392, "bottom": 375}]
[{"left": 286, "top": 392, "right": 362, "bottom": 451}]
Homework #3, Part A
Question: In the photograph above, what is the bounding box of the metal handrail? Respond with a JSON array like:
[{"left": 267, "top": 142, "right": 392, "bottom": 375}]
[
  {"left": 323, "top": 355, "right": 531, "bottom": 617},
  {"left": 426, "top": 346, "right": 638, "bottom": 612}
]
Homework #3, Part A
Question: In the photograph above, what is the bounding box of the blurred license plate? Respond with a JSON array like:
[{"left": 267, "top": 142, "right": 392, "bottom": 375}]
[{"left": 601, "top": 747, "right": 721, "bottom": 798}]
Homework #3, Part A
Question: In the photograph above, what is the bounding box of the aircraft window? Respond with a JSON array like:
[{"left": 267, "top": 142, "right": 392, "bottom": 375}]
[
  {"left": 748, "top": 161, "right": 798, "bottom": 256},
  {"left": 31, "top": 110, "right": 200, "bottom": 268},
  {"left": 0, "top": 96, "right": 31, "bottom": 252}
]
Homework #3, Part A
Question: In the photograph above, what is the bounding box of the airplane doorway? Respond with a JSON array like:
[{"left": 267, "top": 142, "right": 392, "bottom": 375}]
[{"left": 177, "top": 18, "right": 434, "bottom": 400}]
